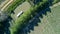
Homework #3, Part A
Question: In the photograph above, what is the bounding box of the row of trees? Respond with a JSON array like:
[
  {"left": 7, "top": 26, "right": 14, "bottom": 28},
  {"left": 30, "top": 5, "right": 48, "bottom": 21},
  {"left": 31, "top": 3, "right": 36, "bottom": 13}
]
[
  {"left": 0, "top": 0, "right": 60, "bottom": 34},
  {"left": 10, "top": 0, "right": 60, "bottom": 34},
  {"left": 10, "top": 0, "right": 50, "bottom": 34}
]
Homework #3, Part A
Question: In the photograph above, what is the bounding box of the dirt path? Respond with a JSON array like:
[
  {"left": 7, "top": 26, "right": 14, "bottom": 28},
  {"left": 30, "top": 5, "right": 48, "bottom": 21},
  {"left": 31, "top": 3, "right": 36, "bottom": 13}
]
[{"left": 1, "top": 0, "right": 13, "bottom": 11}]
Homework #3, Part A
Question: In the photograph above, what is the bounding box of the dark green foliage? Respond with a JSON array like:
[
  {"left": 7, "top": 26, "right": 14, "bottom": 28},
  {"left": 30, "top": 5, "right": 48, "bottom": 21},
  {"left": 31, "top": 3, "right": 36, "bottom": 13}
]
[
  {"left": 2, "top": 0, "right": 59, "bottom": 34},
  {"left": 10, "top": 0, "right": 60, "bottom": 34},
  {"left": 0, "top": 11, "right": 10, "bottom": 34},
  {"left": 10, "top": 0, "right": 50, "bottom": 34}
]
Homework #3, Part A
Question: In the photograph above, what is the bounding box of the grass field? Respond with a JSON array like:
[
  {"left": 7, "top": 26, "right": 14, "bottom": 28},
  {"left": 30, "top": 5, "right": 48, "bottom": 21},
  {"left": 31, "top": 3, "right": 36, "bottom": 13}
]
[{"left": 29, "top": 5, "right": 60, "bottom": 34}]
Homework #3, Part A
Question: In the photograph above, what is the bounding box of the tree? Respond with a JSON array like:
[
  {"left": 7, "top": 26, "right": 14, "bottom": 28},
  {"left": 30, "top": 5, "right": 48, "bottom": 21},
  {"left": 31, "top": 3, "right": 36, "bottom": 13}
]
[{"left": 0, "top": 11, "right": 11, "bottom": 34}]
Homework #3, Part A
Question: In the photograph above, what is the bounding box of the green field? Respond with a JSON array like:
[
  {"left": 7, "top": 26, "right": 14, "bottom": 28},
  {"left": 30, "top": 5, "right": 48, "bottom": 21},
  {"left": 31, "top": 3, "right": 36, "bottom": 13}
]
[{"left": 29, "top": 5, "right": 60, "bottom": 34}]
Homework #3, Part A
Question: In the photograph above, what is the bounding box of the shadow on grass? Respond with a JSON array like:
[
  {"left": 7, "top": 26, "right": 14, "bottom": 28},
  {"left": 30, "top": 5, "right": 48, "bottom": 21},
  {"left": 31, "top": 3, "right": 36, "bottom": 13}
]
[{"left": 20, "top": 7, "right": 51, "bottom": 34}]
